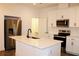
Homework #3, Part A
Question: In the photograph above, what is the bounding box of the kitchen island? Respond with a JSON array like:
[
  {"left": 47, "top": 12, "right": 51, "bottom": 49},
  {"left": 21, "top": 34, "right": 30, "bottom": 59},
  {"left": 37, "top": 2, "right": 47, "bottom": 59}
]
[{"left": 9, "top": 36, "right": 62, "bottom": 56}]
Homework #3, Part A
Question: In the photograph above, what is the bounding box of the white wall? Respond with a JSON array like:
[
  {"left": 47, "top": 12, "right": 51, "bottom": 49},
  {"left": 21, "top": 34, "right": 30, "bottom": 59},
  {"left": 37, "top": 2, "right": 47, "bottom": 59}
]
[
  {"left": 38, "top": 7, "right": 58, "bottom": 38},
  {"left": 0, "top": 8, "right": 5, "bottom": 51},
  {"left": 0, "top": 4, "right": 40, "bottom": 51}
]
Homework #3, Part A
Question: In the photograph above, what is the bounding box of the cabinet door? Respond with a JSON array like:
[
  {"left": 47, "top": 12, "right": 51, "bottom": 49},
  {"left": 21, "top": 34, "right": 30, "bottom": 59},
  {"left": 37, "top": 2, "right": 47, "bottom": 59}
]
[
  {"left": 75, "top": 7, "right": 79, "bottom": 27},
  {"left": 73, "top": 38, "right": 79, "bottom": 55},
  {"left": 66, "top": 37, "right": 73, "bottom": 52}
]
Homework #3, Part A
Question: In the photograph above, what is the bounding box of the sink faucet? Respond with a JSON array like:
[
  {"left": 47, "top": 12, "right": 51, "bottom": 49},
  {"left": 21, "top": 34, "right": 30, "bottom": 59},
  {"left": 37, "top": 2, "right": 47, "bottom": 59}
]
[{"left": 27, "top": 28, "right": 32, "bottom": 38}]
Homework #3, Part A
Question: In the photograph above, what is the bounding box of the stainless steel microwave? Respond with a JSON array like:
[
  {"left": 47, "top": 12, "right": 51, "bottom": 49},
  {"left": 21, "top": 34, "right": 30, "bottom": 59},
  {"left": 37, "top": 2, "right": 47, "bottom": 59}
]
[{"left": 56, "top": 19, "right": 69, "bottom": 27}]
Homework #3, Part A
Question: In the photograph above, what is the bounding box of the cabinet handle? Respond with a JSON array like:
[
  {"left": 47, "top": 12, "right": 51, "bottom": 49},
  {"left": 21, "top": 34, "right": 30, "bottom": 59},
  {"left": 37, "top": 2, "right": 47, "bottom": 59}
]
[
  {"left": 71, "top": 42, "right": 74, "bottom": 45},
  {"left": 71, "top": 39, "right": 74, "bottom": 40}
]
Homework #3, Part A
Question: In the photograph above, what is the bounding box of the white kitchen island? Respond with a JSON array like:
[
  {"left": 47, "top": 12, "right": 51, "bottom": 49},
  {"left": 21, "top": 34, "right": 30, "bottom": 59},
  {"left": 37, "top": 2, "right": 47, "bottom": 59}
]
[{"left": 9, "top": 36, "right": 62, "bottom": 56}]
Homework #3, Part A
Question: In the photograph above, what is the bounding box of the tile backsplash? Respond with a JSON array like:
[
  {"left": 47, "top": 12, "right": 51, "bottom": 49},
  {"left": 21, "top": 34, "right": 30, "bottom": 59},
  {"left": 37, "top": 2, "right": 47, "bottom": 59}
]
[
  {"left": 48, "top": 27, "right": 79, "bottom": 37},
  {"left": 38, "top": 27, "right": 79, "bottom": 39}
]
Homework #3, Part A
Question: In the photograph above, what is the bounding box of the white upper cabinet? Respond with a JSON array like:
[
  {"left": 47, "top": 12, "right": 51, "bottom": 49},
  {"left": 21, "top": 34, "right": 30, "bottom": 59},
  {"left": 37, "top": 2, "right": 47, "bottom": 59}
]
[
  {"left": 48, "top": 10, "right": 57, "bottom": 27},
  {"left": 75, "top": 7, "right": 79, "bottom": 27},
  {"left": 39, "top": 6, "right": 79, "bottom": 28}
]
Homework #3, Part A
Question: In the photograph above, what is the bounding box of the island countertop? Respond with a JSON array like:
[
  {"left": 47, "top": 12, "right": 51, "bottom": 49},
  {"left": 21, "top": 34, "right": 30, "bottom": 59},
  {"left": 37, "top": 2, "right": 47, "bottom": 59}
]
[{"left": 9, "top": 36, "right": 62, "bottom": 49}]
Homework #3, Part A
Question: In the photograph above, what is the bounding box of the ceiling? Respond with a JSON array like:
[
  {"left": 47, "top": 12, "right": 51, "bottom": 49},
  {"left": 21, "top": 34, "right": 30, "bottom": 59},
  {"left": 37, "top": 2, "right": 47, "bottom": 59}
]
[
  {"left": 0, "top": 3, "right": 58, "bottom": 8},
  {"left": 32, "top": 3, "right": 79, "bottom": 8},
  {"left": 31, "top": 3, "right": 58, "bottom": 8},
  {"left": 0, "top": 3, "right": 79, "bottom": 8}
]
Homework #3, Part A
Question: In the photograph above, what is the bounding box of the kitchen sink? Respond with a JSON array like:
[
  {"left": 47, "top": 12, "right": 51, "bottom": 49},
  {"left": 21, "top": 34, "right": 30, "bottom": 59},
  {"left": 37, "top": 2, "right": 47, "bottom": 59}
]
[{"left": 31, "top": 37, "right": 40, "bottom": 39}]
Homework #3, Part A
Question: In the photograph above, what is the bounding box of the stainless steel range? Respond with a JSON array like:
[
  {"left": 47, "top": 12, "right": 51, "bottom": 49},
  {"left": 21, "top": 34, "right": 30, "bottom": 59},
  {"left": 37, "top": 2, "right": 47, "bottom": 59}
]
[{"left": 54, "top": 30, "right": 70, "bottom": 48}]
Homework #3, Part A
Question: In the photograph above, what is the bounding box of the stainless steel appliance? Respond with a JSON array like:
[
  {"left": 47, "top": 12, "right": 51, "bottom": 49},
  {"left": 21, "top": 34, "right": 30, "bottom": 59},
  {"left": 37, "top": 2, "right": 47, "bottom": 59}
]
[
  {"left": 4, "top": 16, "right": 22, "bottom": 51},
  {"left": 54, "top": 30, "right": 70, "bottom": 48},
  {"left": 56, "top": 19, "right": 69, "bottom": 27}
]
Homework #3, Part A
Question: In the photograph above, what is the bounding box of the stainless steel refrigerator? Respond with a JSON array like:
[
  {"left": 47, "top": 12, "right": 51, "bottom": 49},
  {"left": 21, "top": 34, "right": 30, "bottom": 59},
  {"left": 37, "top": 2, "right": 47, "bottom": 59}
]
[{"left": 4, "top": 16, "right": 22, "bottom": 51}]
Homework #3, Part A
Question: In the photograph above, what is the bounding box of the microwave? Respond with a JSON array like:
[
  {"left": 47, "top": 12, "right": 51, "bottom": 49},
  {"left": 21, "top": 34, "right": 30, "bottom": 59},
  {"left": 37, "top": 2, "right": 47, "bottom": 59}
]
[{"left": 56, "top": 19, "right": 69, "bottom": 27}]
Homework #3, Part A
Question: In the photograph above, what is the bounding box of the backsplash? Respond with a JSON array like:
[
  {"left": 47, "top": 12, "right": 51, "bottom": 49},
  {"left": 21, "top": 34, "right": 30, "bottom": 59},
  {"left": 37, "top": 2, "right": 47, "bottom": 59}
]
[
  {"left": 44, "top": 27, "right": 79, "bottom": 38},
  {"left": 70, "top": 27, "right": 79, "bottom": 36}
]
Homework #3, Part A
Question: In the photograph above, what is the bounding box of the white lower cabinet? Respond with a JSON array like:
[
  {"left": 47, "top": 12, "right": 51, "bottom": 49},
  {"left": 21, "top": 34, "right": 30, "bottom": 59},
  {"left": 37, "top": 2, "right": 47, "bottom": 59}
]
[
  {"left": 66, "top": 36, "right": 79, "bottom": 55},
  {"left": 16, "top": 41, "right": 61, "bottom": 56}
]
